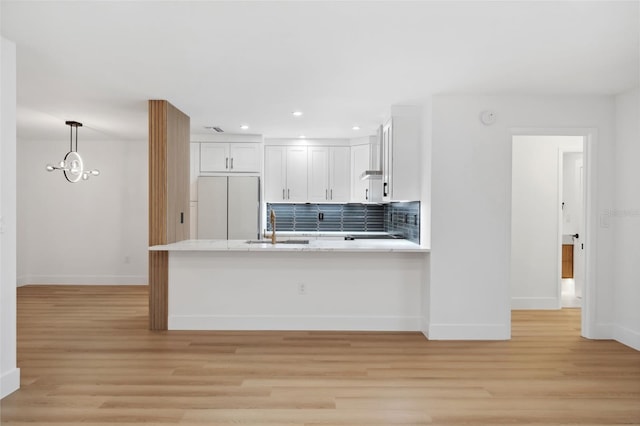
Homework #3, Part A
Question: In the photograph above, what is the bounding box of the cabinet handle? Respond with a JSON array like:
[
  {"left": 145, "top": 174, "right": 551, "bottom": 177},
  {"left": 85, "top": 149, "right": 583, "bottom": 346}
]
[
  {"left": 365, "top": 188, "right": 369, "bottom": 200},
  {"left": 282, "top": 189, "right": 285, "bottom": 200},
  {"left": 230, "top": 158, "right": 234, "bottom": 169},
  {"left": 288, "top": 189, "right": 290, "bottom": 199},
  {"left": 225, "top": 157, "right": 229, "bottom": 169},
  {"left": 383, "top": 182, "right": 388, "bottom": 197},
  {"left": 325, "top": 189, "right": 328, "bottom": 200},
  {"left": 330, "top": 189, "right": 333, "bottom": 200}
]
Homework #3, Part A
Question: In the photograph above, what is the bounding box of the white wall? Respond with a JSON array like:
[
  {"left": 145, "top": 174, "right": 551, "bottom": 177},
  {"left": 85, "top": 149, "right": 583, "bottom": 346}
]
[
  {"left": 613, "top": 88, "right": 640, "bottom": 350},
  {"left": 429, "top": 95, "right": 616, "bottom": 340},
  {"left": 511, "top": 135, "right": 582, "bottom": 310},
  {"left": 1, "top": 36, "right": 20, "bottom": 399},
  {"left": 17, "top": 135, "right": 148, "bottom": 285}
]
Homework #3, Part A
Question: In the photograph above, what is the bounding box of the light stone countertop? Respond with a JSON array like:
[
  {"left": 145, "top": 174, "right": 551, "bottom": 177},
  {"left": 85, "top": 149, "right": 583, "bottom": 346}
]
[{"left": 149, "top": 239, "right": 429, "bottom": 253}]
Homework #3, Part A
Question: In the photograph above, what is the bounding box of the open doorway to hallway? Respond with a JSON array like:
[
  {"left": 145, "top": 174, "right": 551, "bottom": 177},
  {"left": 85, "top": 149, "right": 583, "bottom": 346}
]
[{"left": 511, "top": 134, "right": 586, "bottom": 331}]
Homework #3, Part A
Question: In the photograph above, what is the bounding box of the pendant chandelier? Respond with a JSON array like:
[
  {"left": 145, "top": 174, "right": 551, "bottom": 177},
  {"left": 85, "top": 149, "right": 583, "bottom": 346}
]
[{"left": 46, "top": 121, "right": 100, "bottom": 182}]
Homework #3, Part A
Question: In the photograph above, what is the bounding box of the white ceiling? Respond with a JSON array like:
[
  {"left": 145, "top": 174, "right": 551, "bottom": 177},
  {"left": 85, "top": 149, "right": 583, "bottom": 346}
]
[{"left": 1, "top": 1, "right": 638, "bottom": 142}]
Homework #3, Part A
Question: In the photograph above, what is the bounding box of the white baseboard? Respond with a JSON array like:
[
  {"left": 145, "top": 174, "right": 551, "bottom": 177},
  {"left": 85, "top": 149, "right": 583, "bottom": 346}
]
[
  {"left": 18, "top": 275, "right": 147, "bottom": 285},
  {"left": 511, "top": 297, "right": 559, "bottom": 310},
  {"left": 421, "top": 317, "right": 430, "bottom": 339},
  {"left": 613, "top": 324, "right": 640, "bottom": 351},
  {"left": 0, "top": 368, "right": 20, "bottom": 399},
  {"left": 169, "top": 315, "right": 422, "bottom": 331},
  {"left": 428, "top": 323, "right": 510, "bottom": 340}
]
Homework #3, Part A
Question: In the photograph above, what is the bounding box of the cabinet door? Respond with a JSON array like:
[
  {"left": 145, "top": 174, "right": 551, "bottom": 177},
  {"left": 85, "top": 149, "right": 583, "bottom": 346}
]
[
  {"left": 200, "top": 143, "right": 230, "bottom": 172},
  {"left": 329, "top": 146, "right": 350, "bottom": 202},
  {"left": 307, "top": 146, "right": 329, "bottom": 202},
  {"left": 190, "top": 143, "right": 200, "bottom": 201},
  {"left": 264, "top": 146, "right": 287, "bottom": 201},
  {"left": 382, "top": 120, "right": 393, "bottom": 201},
  {"left": 229, "top": 143, "right": 260, "bottom": 172},
  {"left": 197, "top": 177, "right": 228, "bottom": 239},
  {"left": 190, "top": 201, "right": 198, "bottom": 239},
  {"left": 286, "top": 146, "right": 308, "bottom": 201},
  {"left": 351, "top": 144, "right": 370, "bottom": 202}
]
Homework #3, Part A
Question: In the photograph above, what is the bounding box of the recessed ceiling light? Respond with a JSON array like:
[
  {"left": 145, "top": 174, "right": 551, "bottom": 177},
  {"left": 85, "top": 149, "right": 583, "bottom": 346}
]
[
  {"left": 292, "top": 111, "right": 303, "bottom": 117},
  {"left": 352, "top": 126, "right": 361, "bottom": 130},
  {"left": 240, "top": 124, "right": 249, "bottom": 130}
]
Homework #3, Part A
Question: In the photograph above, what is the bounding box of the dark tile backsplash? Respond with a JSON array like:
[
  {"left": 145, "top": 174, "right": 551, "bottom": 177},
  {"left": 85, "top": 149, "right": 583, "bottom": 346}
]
[
  {"left": 266, "top": 201, "right": 420, "bottom": 244},
  {"left": 266, "top": 204, "right": 385, "bottom": 233},
  {"left": 385, "top": 201, "right": 420, "bottom": 243}
]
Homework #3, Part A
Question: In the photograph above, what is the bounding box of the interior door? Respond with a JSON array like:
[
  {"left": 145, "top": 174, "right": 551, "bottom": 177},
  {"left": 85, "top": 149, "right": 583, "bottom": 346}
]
[{"left": 573, "top": 158, "right": 585, "bottom": 298}]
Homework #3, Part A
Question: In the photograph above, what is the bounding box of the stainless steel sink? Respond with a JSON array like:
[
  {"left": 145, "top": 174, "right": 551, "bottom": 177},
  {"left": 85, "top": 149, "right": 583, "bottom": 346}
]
[{"left": 245, "top": 239, "right": 310, "bottom": 245}]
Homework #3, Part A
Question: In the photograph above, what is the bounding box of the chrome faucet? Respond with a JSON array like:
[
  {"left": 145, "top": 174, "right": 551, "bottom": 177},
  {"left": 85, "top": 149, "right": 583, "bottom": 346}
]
[{"left": 270, "top": 209, "right": 276, "bottom": 244}]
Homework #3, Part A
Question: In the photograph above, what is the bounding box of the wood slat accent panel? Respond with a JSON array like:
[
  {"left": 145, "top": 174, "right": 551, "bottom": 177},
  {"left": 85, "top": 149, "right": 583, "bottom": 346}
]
[
  {"left": 166, "top": 103, "right": 191, "bottom": 243},
  {"left": 148, "top": 100, "right": 190, "bottom": 331},
  {"left": 149, "top": 100, "right": 168, "bottom": 247},
  {"left": 148, "top": 251, "right": 168, "bottom": 330},
  {"left": 4, "top": 286, "right": 640, "bottom": 425}
]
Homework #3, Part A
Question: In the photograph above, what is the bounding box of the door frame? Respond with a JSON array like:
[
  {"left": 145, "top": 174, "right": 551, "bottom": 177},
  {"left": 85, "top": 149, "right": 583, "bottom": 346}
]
[{"left": 510, "top": 127, "right": 597, "bottom": 339}]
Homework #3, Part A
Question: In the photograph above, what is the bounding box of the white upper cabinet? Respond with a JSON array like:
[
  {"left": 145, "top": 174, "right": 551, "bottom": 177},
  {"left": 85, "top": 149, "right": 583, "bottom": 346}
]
[
  {"left": 307, "top": 146, "right": 350, "bottom": 202},
  {"left": 382, "top": 106, "right": 422, "bottom": 202},
  {"left": 264, "top": 146, "right": 308, "bottom": 202},
  {"left": 229, "top": 144, "right": 260, "bottom": 172},
  {"left": 329, "top": 146, "right": 350, "bottom": 202},
  {"left": 382, "top": 120, "right": 393, "bottom": 202},
  {"left": 190, "top": 143, "right": 200, "bottom": 201},
  {"left": 264, "top": 146, "right": 287, "bottom": 202},
  {"left": 351, "top": 143, "right": 372, "bottom": 203},
  {"left": 286, "top": 146, "right": 308, "bottom": 202},
  {"left": 307, "top": 147, "right": 329, "bottom": 202},
  {"left": 200, "top": 143, "right": 260, "bottom": 173}
]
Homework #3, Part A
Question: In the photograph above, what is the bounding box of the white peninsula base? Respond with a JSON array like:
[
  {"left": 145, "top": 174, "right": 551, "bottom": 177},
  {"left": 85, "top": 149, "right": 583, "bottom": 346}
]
[{"left": 167, "top": 248, "right": 429, "bottom": 332}]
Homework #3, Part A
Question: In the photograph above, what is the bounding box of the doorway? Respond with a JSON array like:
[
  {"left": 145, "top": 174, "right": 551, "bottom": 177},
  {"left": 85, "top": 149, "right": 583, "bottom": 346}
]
[
  {"left": 510, "top": 133, "right": 591, "bottom": 335},
  {"left": 561, "top": 151, "right": 584, "bottom": 308}
]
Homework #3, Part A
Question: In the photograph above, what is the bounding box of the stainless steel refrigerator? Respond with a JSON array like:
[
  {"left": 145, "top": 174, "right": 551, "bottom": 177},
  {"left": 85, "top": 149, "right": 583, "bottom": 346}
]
[{"left": 197, "top": 176, "right": 260, "bottom": 240}]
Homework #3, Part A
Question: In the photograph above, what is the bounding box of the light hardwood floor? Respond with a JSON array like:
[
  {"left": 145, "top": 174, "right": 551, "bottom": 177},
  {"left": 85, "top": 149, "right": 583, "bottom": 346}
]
[{"left": 1, "top": 285, "right": 639, "bottom": 425}]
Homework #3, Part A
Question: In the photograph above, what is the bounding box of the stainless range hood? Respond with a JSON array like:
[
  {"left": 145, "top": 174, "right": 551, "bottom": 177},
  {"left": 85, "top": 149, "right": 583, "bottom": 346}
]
[{"left": 360, "top": 170, "right": 382, "bottom": 180}]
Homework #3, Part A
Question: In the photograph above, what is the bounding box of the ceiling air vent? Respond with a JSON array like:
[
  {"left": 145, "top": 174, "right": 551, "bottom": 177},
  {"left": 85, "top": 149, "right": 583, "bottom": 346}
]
[{"left": 204, "top": 126, "right": 224, "bottom": 133}]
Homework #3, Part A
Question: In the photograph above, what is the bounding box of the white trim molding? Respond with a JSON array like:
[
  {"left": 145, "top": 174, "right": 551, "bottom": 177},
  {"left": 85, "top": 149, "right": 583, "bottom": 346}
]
[
  {"left": 169, "top": 315, "right": 422, "bottom": 332},
  {"left": 0, "top": 368, "right": 20, "bottom": 399},
  {"left": 613, "top": 325, "right": 640, "bottom": 351},
  {"left": 428, "top": 323, "right": 511, "bottom": 340},
  {"left": 511, "top": 297, "right": 559, "bottom": 310}
]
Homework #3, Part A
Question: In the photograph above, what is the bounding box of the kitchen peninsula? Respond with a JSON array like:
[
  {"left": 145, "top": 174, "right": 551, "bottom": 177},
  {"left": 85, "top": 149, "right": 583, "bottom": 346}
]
[{"left": 150, "top": 239, "right": 429, "bottom": 332}]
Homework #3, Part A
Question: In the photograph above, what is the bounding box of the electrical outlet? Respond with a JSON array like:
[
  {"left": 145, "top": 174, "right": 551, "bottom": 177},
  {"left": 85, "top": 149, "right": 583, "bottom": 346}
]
[
  {"left": 318, "top": 212, "right": 324, "bottom": 221},
  {"left": 298, "top": 283, "right": 307, "bottom": 295}
]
